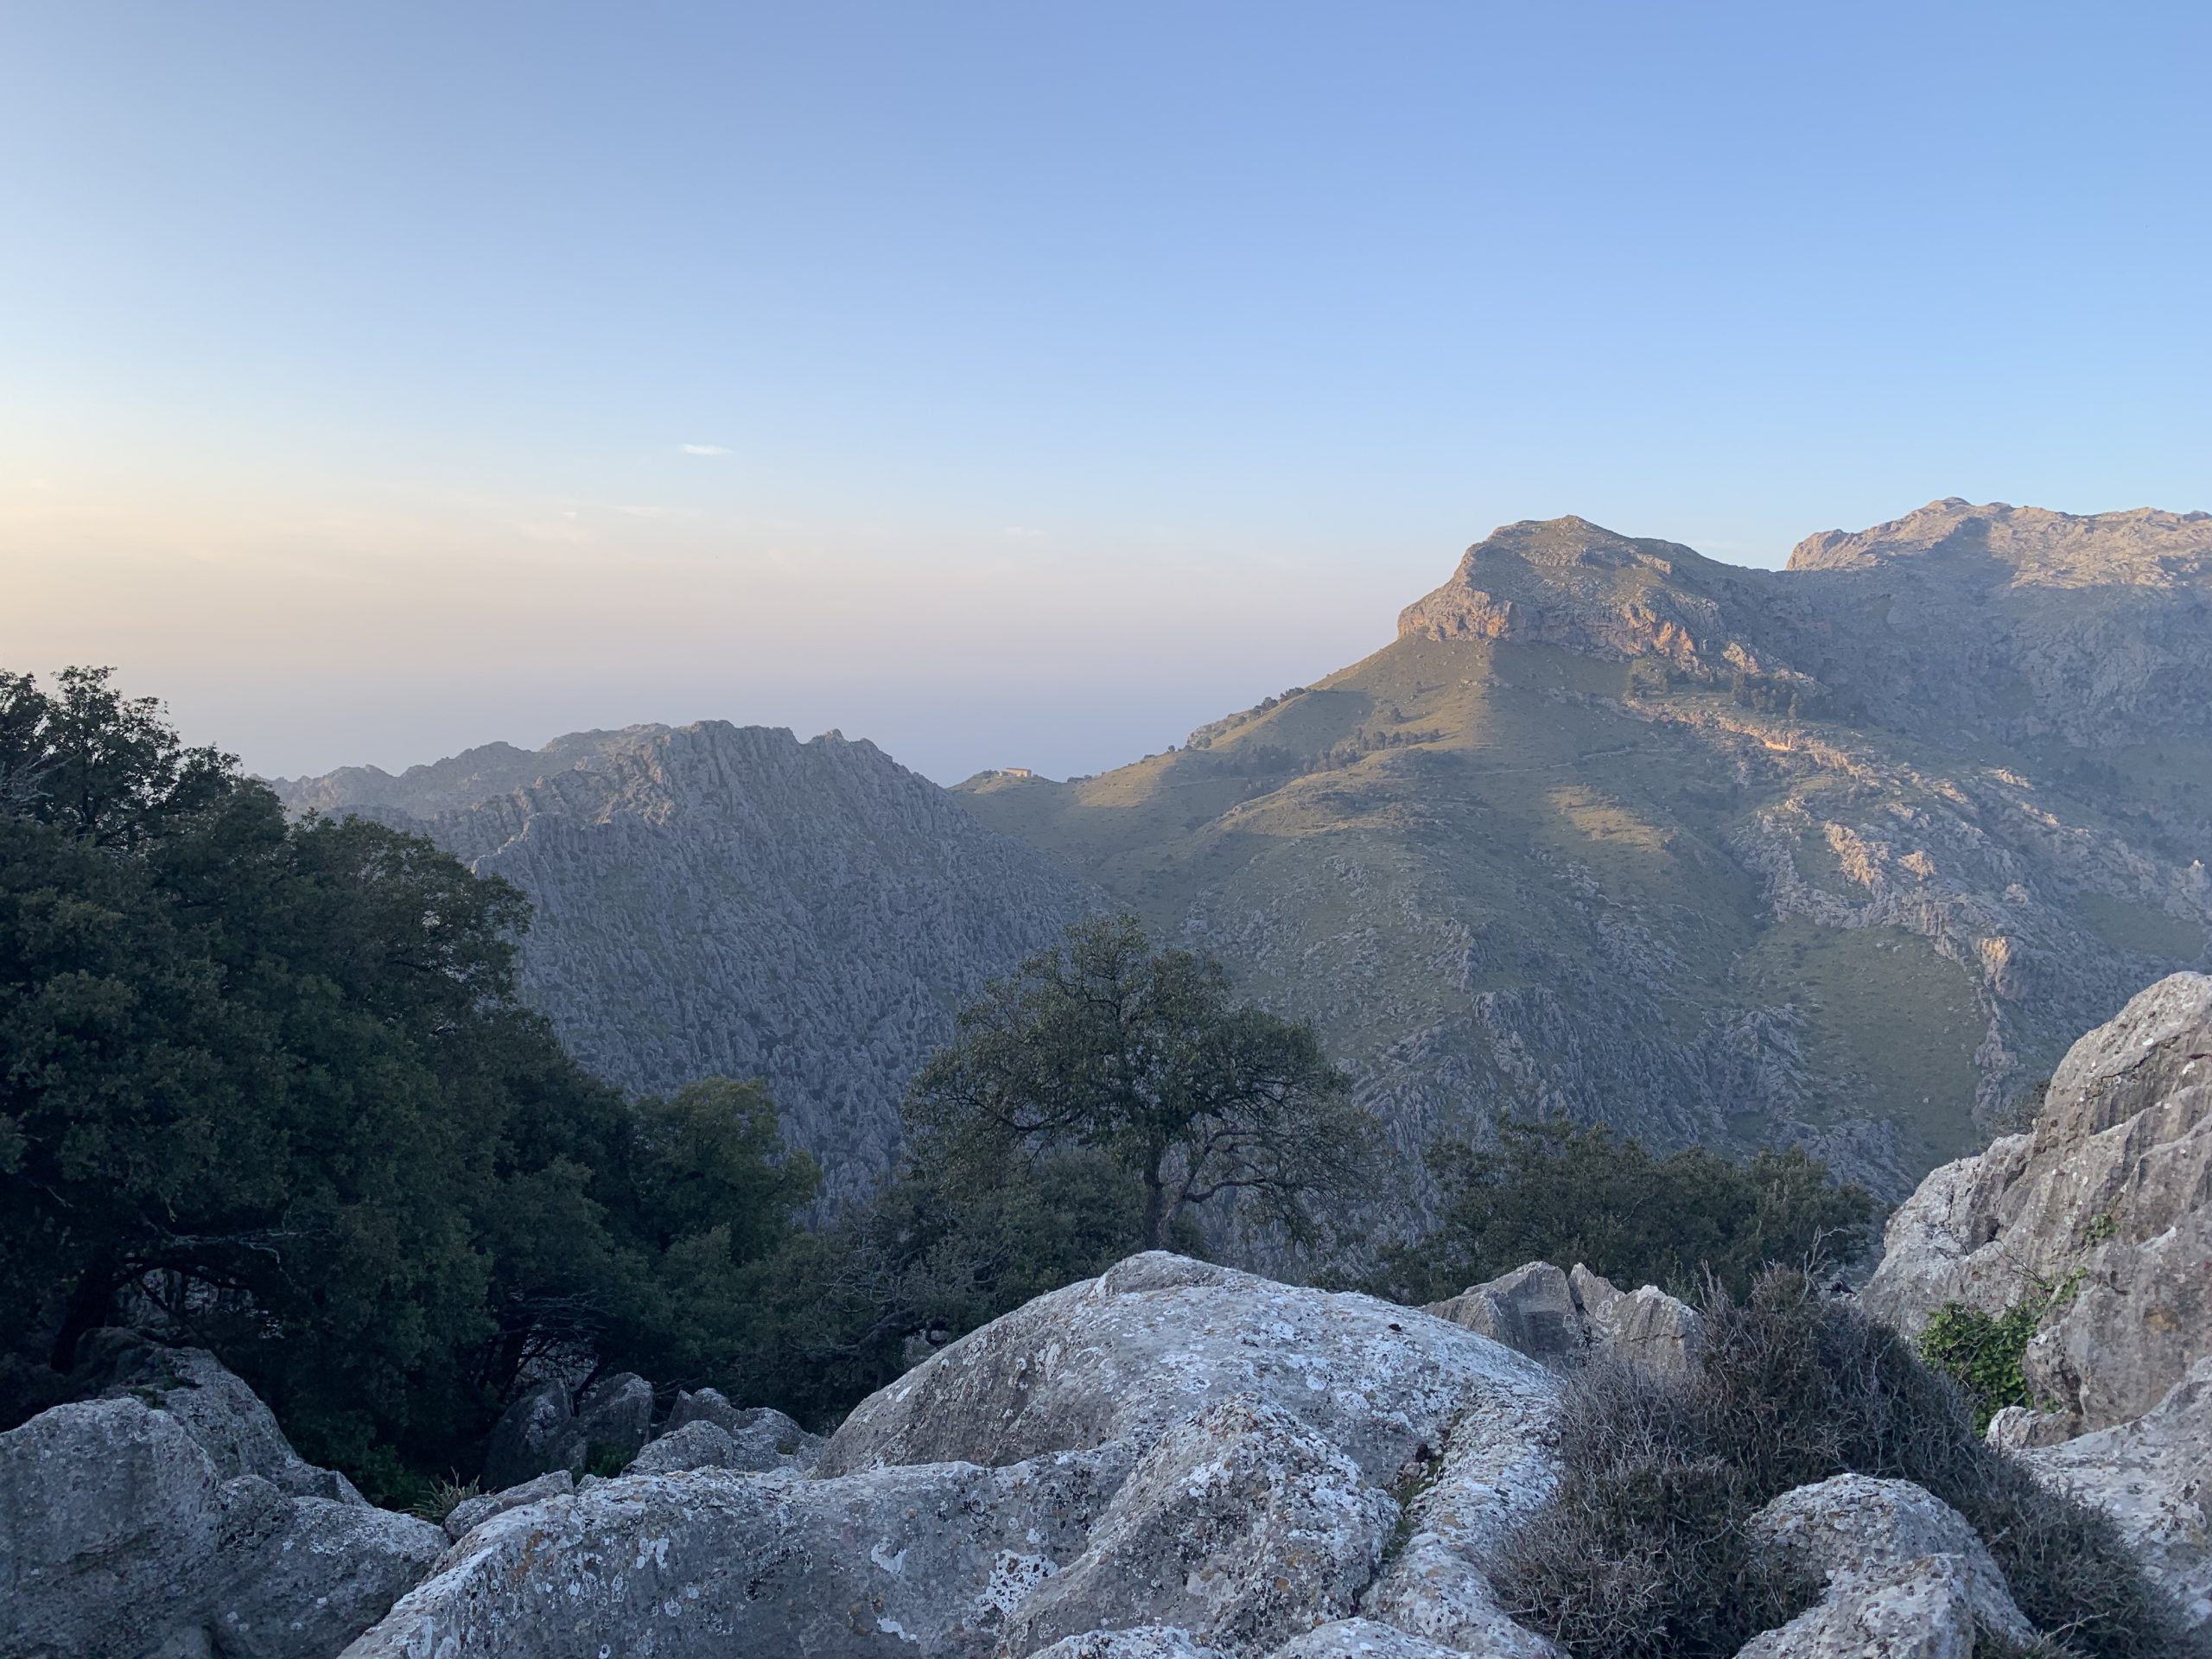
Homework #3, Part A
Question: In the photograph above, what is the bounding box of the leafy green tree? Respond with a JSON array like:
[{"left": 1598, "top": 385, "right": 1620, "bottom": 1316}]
[
  {"left": 907, "top": 914, "right": 1377, "bottom": 1251},
  {"left": 1375, "top": 1118, "right": 1878, "bottom": 1306},
  {"left": 0, "top": 669, "right": 816, "bottom": 1491}
]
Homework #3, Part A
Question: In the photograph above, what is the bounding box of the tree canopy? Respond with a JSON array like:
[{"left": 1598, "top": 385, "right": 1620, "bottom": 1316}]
[
  {"left": 0, "top": 668, "right": 816, "bottom": 1494},
  {"left": 906, "top": 914, "right": 1378, "bottom": 1251},
  {"left": 1373, "top": 1117, "right": 1879, "bottom": 1306}
]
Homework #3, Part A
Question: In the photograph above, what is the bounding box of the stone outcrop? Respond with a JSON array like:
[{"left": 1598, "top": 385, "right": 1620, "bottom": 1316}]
[
  {"left": 2018, "top": 1356, "right": 2212, "bottom": 1630},
  {"left": 662, "top": 1388, "right": 823, "bottom": 1470},
  {"left": 347, "top": 1253, "right": 1564, "bottom": 1658},
  {"left": 1003, "top": 1398, "right": 1397, "bottom": 1656},
  {"left": 271, "top": 722, "right": 1096, "bottom": 1198},
  {"left": 1734, "top": 1554, "right": 1986, "bottom": 1659},
  {"left": 1745, "top": 1475, "right": 2032, "bottom": 1645},
  {"left": 1423, "top": 1261, "right": 1700, "bottom": 1382},
  {"left": 480, "top": 1370, "right": 655, "bottom": 1487},
  {"left": 1864, "top": 970, "right": 2212, "bottom": 1432},
  {"left": 0, "top": 1381, "right": 442, "bottom": 1659},
  {"left": 442, "top": 1469, "right": 573, "bottom": 1541},
  {"left": 817, "top": 1253, "right": 1556, "bottom": 1486}
]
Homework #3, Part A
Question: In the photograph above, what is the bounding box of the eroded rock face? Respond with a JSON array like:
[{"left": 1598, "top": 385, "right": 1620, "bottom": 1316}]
[
  {"left": 0, "top": 1391, "right": 441, "bottom": 1659},
  {"left": 1864, "top": 971, "right": 2212, "bottom": 1431},
  {"left": 1745, "top": 1475, "right": 2032, "bottom": 1645},
  {"left": 2019, "top": 1357, "right": 2212, "bottom": 1630},
  {"left": 821, "top": 1253, "right": 1556, "bottom": 1488},
  {"left": 1029, "top": 1633, "right": 1225, "bottom": 1659},
  {"left": 1006, "top": 1398, "right": 1396, "bottom": 1656},
  {"left": 342, "top": 1449, "right": 1135, "bottom": 1659}
]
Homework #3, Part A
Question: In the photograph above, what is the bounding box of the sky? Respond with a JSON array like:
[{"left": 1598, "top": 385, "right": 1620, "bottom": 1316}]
[{"left": 4, "top": 3, "right": 2209, "bottom": 785}]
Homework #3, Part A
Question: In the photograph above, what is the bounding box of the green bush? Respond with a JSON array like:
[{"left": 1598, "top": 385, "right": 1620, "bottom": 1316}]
[
  {"left": 1918, "top": 1300, "right": 2039, "bottom": 1430},
  {"left": 1495, "top": 1271, "right": 2196, "bottom": 1659},
  {"left": 1372, "top": 1118, "right": 1878, "bottom": 1306}
]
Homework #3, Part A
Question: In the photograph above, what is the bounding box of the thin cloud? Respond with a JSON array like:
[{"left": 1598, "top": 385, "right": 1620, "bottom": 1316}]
[{"left": 678, "top": 443, "right": 730, "bottom": 457}]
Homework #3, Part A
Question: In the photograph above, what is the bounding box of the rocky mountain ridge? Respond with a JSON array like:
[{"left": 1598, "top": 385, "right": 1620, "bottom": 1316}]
[
  {"left": 963, "top": 501, "right": 2212, "bottom": 1203},
  {"left": 271, "top": 721, "right": 1095, "bottom": 1195}
]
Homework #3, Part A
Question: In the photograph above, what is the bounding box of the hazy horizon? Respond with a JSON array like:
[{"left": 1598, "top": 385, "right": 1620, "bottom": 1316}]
[{"left": 7, "top": 3, "right": 2208, "bottom": 784}]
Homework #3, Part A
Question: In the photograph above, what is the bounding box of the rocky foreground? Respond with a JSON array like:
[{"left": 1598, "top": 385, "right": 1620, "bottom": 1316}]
[{"left": 7, "top": 975, "right": 2212, "bottom": 1657}]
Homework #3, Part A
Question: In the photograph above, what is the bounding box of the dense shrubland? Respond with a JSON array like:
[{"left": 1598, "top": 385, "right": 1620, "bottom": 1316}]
[
  {"left": 1498, "top": 1271, "right": 2191, "bottom": 1659},
  {"left": 0, "top": 669, "right": 815, "bottom": 1497},
  {"left": 1370, "top": 1116, "right": 1881, "bottom": 1306}
]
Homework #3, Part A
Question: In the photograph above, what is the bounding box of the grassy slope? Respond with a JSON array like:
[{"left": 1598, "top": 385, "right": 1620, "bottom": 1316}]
[{"left": 962, "top": 632, "right": 2201, "bottom": 1192}]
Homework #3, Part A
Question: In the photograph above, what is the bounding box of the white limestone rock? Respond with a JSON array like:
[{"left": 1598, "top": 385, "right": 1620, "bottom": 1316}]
[
  {"left": 819, "top": 1252, "right": 1556, "bottom": 1489},
  {"left": 1006, "top": 1398, "right": 1396, "bottom": 1656},
  {"left": 1746, "top": 1475, "right": 2032, "bottom": 1645},
  {"left": 2018, "top": 1356, "right": 2212, "bottom": 1630}
]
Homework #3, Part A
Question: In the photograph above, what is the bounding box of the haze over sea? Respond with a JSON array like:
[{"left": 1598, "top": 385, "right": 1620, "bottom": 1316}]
[{"left": 4, "top": 2, "right": 2207, "bottom": 782}]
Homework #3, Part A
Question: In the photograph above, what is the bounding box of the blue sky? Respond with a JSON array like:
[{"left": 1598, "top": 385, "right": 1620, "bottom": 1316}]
[{"left": 4, "top": 3, "right": 2208, "bottom": 782}]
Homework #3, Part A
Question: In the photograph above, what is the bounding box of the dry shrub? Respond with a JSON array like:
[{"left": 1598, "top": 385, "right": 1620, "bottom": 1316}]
[{"left": 1493, "top": 1269, "right": 2200, "bottom": 1659}]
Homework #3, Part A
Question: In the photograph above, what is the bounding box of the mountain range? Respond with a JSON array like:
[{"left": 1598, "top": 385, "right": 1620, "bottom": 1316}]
[{"left": 276, "top": 499, "right": 2212, "bottom": 1209}]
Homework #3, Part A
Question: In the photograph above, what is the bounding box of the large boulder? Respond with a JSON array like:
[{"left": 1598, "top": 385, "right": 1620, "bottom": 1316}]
[
  {"left": 1745, "top": 1475, "right": 2033, "bottom": 1645},
  {"left": 341, "top": 1448, "right": 1135, "bottom": 1658},
  {"left": 442, "top": 1469, "right": 574, "bottom": 1541},
  {"left": 1864, "top": 971, "right": 2212, "bottom": 1431},
  {"left": 2018, "top": 1355, "right": 2212, "bottom": 1630},
  {"left": 349, "top": 1253, "right": 1566, "bottom": 1658},
  {"left": 820, "top": 1252, "right": 1555, "bottom": 1488},
  {"left": 0, "top": 1392, "right": 441, "bottom": 1659},
  {"left": 1424, "top": 1261, "right": 1700, "bottom": 1382},
  {"left": 1424, "top": 1264, "right": 1587, "bottom": 1368},
  {"left": 1006, "top": 1398, "right": 1396, "bottom": 1656},
  {"left": 99, "top": 1344, "right": 364, "bottom": 1503},
  {"left": 1735, "top": 1554, "right": 1985, "bottom": 1658}
]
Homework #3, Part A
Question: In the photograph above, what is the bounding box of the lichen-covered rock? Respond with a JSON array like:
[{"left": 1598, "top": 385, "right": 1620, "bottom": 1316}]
[
  {"left": 820, "top": 1252, "right": 1555, "bottom": 1488},
  {"left": 1746, "top": 1475, "right": 2032, "bottom": 1643},
  {"left": 341, "top": 1447, "right": 1135, "bottom": 1658},
  {"left": 1005, "top": 1398, "right": 1397, "bottom": 1656},
  {"left": 0, "top": 1398, "right": 235, "bottom": 1658},
  {"left": 215, "top": 1491, "right": 446, "bottom": 1659},
  {"left": 101, "top": 1344, "right": 364, "bottom": 1503},
  {"left": 1735, "top": 1554, "right": 1983, "bottom": 1659},
  {"left": 1864, "top": 972, "right": 2212, "bottom": 1430},
  {"left": 1984, "top": 1404, "right": 2075, "bottom": 1452},
  {"left": 1264, "top": 1618, "right": 1492, "bottom": 1657},
  {"left": 0, "top": 1395, "right": 441, "bottom": 1659},
  {"left": 2019, "top": 1356, "right": 2212, "bottom": 1630},
  {"left": 1029, "top": 1633, "right": 1227, "bottom": 1659},
  {"left": 442, "top": 1468, "right": 574, "bottom": 1540},
  {"left": 1357, "top": 1371, "right": 1561, "bottom": 1659}
]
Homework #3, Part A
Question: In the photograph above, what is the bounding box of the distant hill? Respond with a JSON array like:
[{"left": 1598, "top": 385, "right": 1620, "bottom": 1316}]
[
  {"left": 272, "top": 723, "right": 1095, "bottom": 1198},
  {"left": 959, "top": 502, "right": 2212, "bottom": 1201}
]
